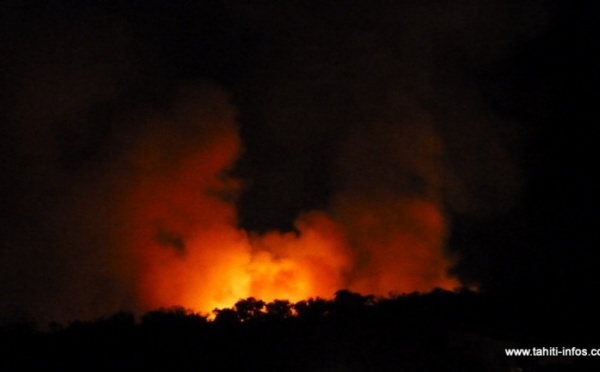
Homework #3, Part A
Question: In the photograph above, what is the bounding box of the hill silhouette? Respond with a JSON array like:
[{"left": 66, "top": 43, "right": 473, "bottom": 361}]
[{"left": 2, "top": 289, "right": 597, "bottom": 371}]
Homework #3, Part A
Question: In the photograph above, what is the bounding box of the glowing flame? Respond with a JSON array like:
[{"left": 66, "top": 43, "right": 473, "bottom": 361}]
[
  {"left": 246, "top": 212, "right": 354, "bottom": 303},
  {"left": 118, "top": 89, "right": 459, "bottom": 315}
]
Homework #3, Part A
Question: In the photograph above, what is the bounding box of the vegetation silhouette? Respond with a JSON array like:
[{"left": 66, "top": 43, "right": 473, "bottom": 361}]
[{"left": 1, "top": 289, "right": 597, "bottom": 371}]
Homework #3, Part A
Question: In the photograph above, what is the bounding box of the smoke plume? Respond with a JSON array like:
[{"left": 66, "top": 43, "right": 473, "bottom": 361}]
[{"left": 0, "top": 1, "right": 557, "bottom": 323}]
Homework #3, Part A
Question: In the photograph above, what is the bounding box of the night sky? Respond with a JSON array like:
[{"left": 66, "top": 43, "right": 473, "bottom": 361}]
[{"left": 1, "top": 0, "right": 598, "bottom": 325}]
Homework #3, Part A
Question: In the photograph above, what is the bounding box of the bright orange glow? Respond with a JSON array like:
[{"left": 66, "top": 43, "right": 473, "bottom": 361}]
[
  {"left": 246, "top": 212, "right": 354, "bottom": 303},
  {"left": 118, "top": 90, "right": 459, "bottom": 315}
]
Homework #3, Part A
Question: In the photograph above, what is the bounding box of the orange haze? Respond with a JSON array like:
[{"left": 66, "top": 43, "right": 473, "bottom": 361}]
[{"left": 120, "top": 89, "right": 458, "bottom": 315}]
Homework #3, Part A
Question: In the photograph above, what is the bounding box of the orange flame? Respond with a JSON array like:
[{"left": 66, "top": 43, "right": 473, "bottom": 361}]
[{"left": 118, "top": 90, "right": 458, "bottom": 315}]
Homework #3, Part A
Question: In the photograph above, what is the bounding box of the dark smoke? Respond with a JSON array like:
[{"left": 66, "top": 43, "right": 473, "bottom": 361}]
[{"left": 1, "top": 1, "right": 577, "bottom": 324}]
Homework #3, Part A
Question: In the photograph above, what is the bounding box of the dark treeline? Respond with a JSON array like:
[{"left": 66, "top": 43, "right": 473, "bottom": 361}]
[{"left": 1, "top": 290, "right": 597, "bottom": 371}]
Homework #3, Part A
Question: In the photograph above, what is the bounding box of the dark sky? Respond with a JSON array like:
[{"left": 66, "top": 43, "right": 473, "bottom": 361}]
[{"left": 1, "top": 0, "right": 597, "bottom": 324}]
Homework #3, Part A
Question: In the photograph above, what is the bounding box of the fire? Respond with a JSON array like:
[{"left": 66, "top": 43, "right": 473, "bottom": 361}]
[
  {"left": 117, "top": 89, "right": 459, "bottom": 315},
  {"left": 246, "top": 212, "right": 354, "bottom": 303}
]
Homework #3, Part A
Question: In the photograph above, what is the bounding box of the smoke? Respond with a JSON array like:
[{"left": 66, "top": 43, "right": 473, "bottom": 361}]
[
  {"left": 0, "top": 1, "right": 557, "bottom": 323},
  {"left": 116, "top": 86, "right": 248, "bottom": 312},
  {"left": 0, "top": 7, "right": 140, "bottom": 324},
  {"left": 114, "top": 87, "right": 460, "bottom": 314},
  {"left": 331, "top": 107, "right": 458, "bottom": 294}
]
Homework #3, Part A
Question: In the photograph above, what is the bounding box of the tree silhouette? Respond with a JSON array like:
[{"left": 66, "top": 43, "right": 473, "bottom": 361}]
[
  {"left": 212, "top": 308, "right": 239, "bottom": 326},
  {"left": 234, "top": 297, "right": 265, "bottom": 322},
  {"left": 293, "top": 297, "right": 331, "bottom": 320},
  {"left": 0, "top": 289, "right": 579, "bottom": 371},
  {"left": 332, "top": 289, "right": 374, "bottom": 317},
  {"left": 141, "top": 306, "right": 207, "bottom": 334},
  {"left": 265, "top": 299, "right": 293, "bottom": 320}
]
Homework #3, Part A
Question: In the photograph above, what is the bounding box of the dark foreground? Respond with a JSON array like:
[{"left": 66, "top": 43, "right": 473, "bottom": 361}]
[{"left": 2, "top": 290, "right": 598, "bottom": 371}]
